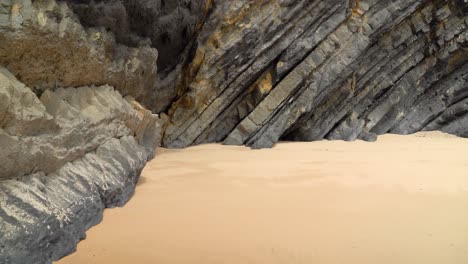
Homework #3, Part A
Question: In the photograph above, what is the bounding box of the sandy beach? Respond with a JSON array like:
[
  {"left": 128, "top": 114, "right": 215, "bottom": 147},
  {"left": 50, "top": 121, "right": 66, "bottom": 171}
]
[{"left": 58, "top": 132, "right": 468, "bottom": 264}]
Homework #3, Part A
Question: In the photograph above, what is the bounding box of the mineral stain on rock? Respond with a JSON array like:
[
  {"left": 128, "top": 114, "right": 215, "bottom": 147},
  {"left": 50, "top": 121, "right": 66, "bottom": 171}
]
[{"left": 0, "top": 0, "right": 467, "bottom": 263}]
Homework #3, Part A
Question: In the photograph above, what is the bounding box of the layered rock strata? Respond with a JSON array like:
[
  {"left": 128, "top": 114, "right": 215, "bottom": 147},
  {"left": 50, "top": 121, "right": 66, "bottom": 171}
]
[
  {"left": 163, "top": 0, "right": 468, "bottom": 148},
  {"left": 1, "top": 0, "right": 468, "bottom": 263}
]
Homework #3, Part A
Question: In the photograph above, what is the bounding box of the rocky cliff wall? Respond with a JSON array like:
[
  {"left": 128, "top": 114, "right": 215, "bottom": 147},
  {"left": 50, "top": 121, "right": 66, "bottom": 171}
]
[
  {"left": 163, "top": 0, "right": 468, "bottom": 148},
  {"left": 0, "top": 66, "right": 163, "bottom": 263},
  {"left": 0, "top": 0, "right": 467, "bottom": 263},
  {"left": 0, "top": 1, "right": 165, "bottom": 263}
]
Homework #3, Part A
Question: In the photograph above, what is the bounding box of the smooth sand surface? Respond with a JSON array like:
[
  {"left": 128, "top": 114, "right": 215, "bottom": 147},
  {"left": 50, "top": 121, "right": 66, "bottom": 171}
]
[{"left": 58, "top": 132, "right": 468, "bottom": 264}]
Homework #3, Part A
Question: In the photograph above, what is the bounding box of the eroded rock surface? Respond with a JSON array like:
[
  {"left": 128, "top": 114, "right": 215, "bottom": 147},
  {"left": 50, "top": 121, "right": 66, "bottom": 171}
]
[
  {"left": 163, "top": 0, "right": 468, "bottom": 148},
  {"left": 0, "top": 1, "right": 172, "bottom": 263},
  {"left": 1, "top": 0, "right": 468, "bottom": 263},
  {"left": 0, "top": 0, "right": 159, "bottom": 107},
  {"left": 0, "top": 67, "right": 163, "bottom": 263},
  {"left": 66, "top": 0, "right": 208, "bottom": 71}
]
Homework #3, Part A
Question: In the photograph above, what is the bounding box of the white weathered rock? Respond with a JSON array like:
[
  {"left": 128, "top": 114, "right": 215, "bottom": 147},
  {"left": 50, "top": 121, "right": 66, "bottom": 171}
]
[{"left": 0, "top": 67, "right": 162, "bottom": 263}]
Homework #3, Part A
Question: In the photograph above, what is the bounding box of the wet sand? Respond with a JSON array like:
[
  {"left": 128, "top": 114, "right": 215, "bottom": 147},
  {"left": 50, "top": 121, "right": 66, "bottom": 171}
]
[{"left": 58, "top": 132, "right": 468, "bottom": 264}]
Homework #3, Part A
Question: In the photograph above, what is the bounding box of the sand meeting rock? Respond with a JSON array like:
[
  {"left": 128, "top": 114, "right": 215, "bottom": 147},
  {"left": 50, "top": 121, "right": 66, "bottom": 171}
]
[{"left": 1, "top": 0, "right": 467, "bottom": 263}]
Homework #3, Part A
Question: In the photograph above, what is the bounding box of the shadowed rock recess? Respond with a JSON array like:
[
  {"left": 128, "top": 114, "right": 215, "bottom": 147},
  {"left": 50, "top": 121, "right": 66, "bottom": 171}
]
[{"left": 0, "top": 0, "right": 467, "bottom": 263}]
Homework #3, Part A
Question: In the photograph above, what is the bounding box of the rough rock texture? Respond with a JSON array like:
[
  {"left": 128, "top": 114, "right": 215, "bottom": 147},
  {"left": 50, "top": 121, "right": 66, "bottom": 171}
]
[
  {"left": 163, "top": 0, "right": 468, "bottom": 148},
  {"left": 63, "top": 0, "right": 210, "bottom": 111},
  {"left": 0, "top": 67, "right": 162, "bottom": 263},
  {"left": 1, "top": 0, "right": 468, "bottom": 263},
  {"left": 66, "top": 0, "right": 208, "bottom": 71},
  {"left": 0, "top": 67, "right": 161, "bottom": 180},
  {"left": 0, "top": 1, "right": 175, "bottom": 263},
  {"left": 0, "top": 0, "right": 160, "bottom": 109},
  {"left": 0, "top": 0, "right": 209, "bottom": 112}
]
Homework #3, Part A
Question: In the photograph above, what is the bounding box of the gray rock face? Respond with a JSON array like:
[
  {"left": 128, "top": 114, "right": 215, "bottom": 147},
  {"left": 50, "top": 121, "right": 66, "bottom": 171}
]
[
  {"left": 0, "top": 0, "right": 158, "bottom": 108},
  {"left": 0, "top": 67, "right": 162, "bottom": 263},
  {"left": 58, "top": 0, "right": 210, "bottom": 112},
  {"left": 0, "top": 1, "right": 167, "bottom": 263},
  {"left": 0, "top": 136, "right": 147, "bottom": 264},
  {"left": 66, "top": 0, "right": 208, "bottom": 71},
  {"left": 1, "top": 0, "right": 468, "bottom": 263},
  {"left": 0, "top": 67, "right": 161, "bottom": 181},
  {"left": 163, "top": 0, "right": 468, "bottom": 148}
]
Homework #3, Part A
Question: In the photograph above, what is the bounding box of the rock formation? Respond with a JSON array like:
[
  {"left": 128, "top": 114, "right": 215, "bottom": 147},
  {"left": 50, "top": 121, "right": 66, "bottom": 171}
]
[
  {"left": 0, "top": 66, "right": 163, "bottom": 263},
  {"left": 163, "top": 0, "right": 468, "bottom": 148},
  {"left": 0, "top": 0, "right": 467, "bottom": 263},
  {"left": 0, "top": 1, "right": 164, "bottom": 263}
]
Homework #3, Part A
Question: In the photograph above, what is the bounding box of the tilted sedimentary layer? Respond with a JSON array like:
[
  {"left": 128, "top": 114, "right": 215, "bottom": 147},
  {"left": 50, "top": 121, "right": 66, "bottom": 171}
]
[
  {"left": 0, "top": 0, "right": 468, "bottom": 263},
  {"left": 163, "top": 0, "right": 468, "bottom": 148}
]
